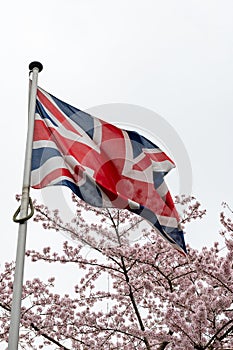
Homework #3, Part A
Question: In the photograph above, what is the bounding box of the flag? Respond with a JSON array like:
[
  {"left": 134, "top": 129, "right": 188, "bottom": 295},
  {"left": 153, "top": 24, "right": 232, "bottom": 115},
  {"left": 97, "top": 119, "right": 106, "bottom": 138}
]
[{"left": 31, "top": 87, "right": 187, "bottom": 255}]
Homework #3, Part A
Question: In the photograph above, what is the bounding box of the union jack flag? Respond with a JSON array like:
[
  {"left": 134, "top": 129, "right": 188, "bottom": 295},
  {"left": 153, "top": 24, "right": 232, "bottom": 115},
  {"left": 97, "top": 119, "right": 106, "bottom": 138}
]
[{"left": 31, "top": 87, "right": 187, "bottom": 255}]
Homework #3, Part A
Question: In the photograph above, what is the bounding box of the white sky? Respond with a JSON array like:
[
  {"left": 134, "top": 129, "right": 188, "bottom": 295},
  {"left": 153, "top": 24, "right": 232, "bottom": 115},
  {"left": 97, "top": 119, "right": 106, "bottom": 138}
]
[{"left": 0, "top": 0, "right": 232, "bottom": 283}]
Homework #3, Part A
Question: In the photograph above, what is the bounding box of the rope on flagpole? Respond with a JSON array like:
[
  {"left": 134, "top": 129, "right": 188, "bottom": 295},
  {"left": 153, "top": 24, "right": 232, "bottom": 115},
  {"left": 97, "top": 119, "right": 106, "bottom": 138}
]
[{"left": 13, "top": 197, "right": 34, "bottom": 223}]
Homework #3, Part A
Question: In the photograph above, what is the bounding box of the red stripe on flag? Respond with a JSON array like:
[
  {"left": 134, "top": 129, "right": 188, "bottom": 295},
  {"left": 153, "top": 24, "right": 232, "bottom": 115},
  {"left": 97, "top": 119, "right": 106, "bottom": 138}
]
[
  {"left": 132, "top": 155, "right": 151, "bottom": 171},
  {"left": 33, "top": 120, "right": 53, "bottom": 141},
  {"left": 37, "top": 89, "right": 81, "bottom": 135},
  {"left": 32, "top": 168, "right": 76, "bottom": 188},
  {"left": 149, "top": 151, "right": 175, "bottom": 165},
  {"left": 34, "top": 119, "right": 94, "bottom": 164}
]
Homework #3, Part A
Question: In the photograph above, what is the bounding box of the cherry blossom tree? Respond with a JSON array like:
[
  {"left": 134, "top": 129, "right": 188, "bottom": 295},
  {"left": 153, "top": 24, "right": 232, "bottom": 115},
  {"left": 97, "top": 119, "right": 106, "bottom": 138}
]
[{"left": 0, "top": 195, "right": 233, "bottom": 349}]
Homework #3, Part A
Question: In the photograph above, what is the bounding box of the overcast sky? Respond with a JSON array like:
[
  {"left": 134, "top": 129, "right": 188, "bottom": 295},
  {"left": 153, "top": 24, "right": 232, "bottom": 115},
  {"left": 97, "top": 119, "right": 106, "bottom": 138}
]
[{"left": 1, "top": 0, "right": 232, "bottom": 298}]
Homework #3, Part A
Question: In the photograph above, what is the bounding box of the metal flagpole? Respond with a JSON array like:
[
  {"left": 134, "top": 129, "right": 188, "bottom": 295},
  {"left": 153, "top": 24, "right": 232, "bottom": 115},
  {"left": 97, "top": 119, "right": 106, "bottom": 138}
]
[{"left": 8, "top": 61, "right": 43, "bottom": 350}]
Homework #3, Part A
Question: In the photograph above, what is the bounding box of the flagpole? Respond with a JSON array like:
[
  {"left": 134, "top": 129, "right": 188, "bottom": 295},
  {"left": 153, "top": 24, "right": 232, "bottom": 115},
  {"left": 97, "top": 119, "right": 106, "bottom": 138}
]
[{"left": 8, "top": 61, "right": 43, "bottom": 350}]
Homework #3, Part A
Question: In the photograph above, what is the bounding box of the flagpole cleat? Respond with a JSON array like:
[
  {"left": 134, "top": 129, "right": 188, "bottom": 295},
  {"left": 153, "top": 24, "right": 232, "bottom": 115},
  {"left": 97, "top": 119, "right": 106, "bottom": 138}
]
[{"left": 29, "top": 61, "right": 43, "bottom": 72}]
